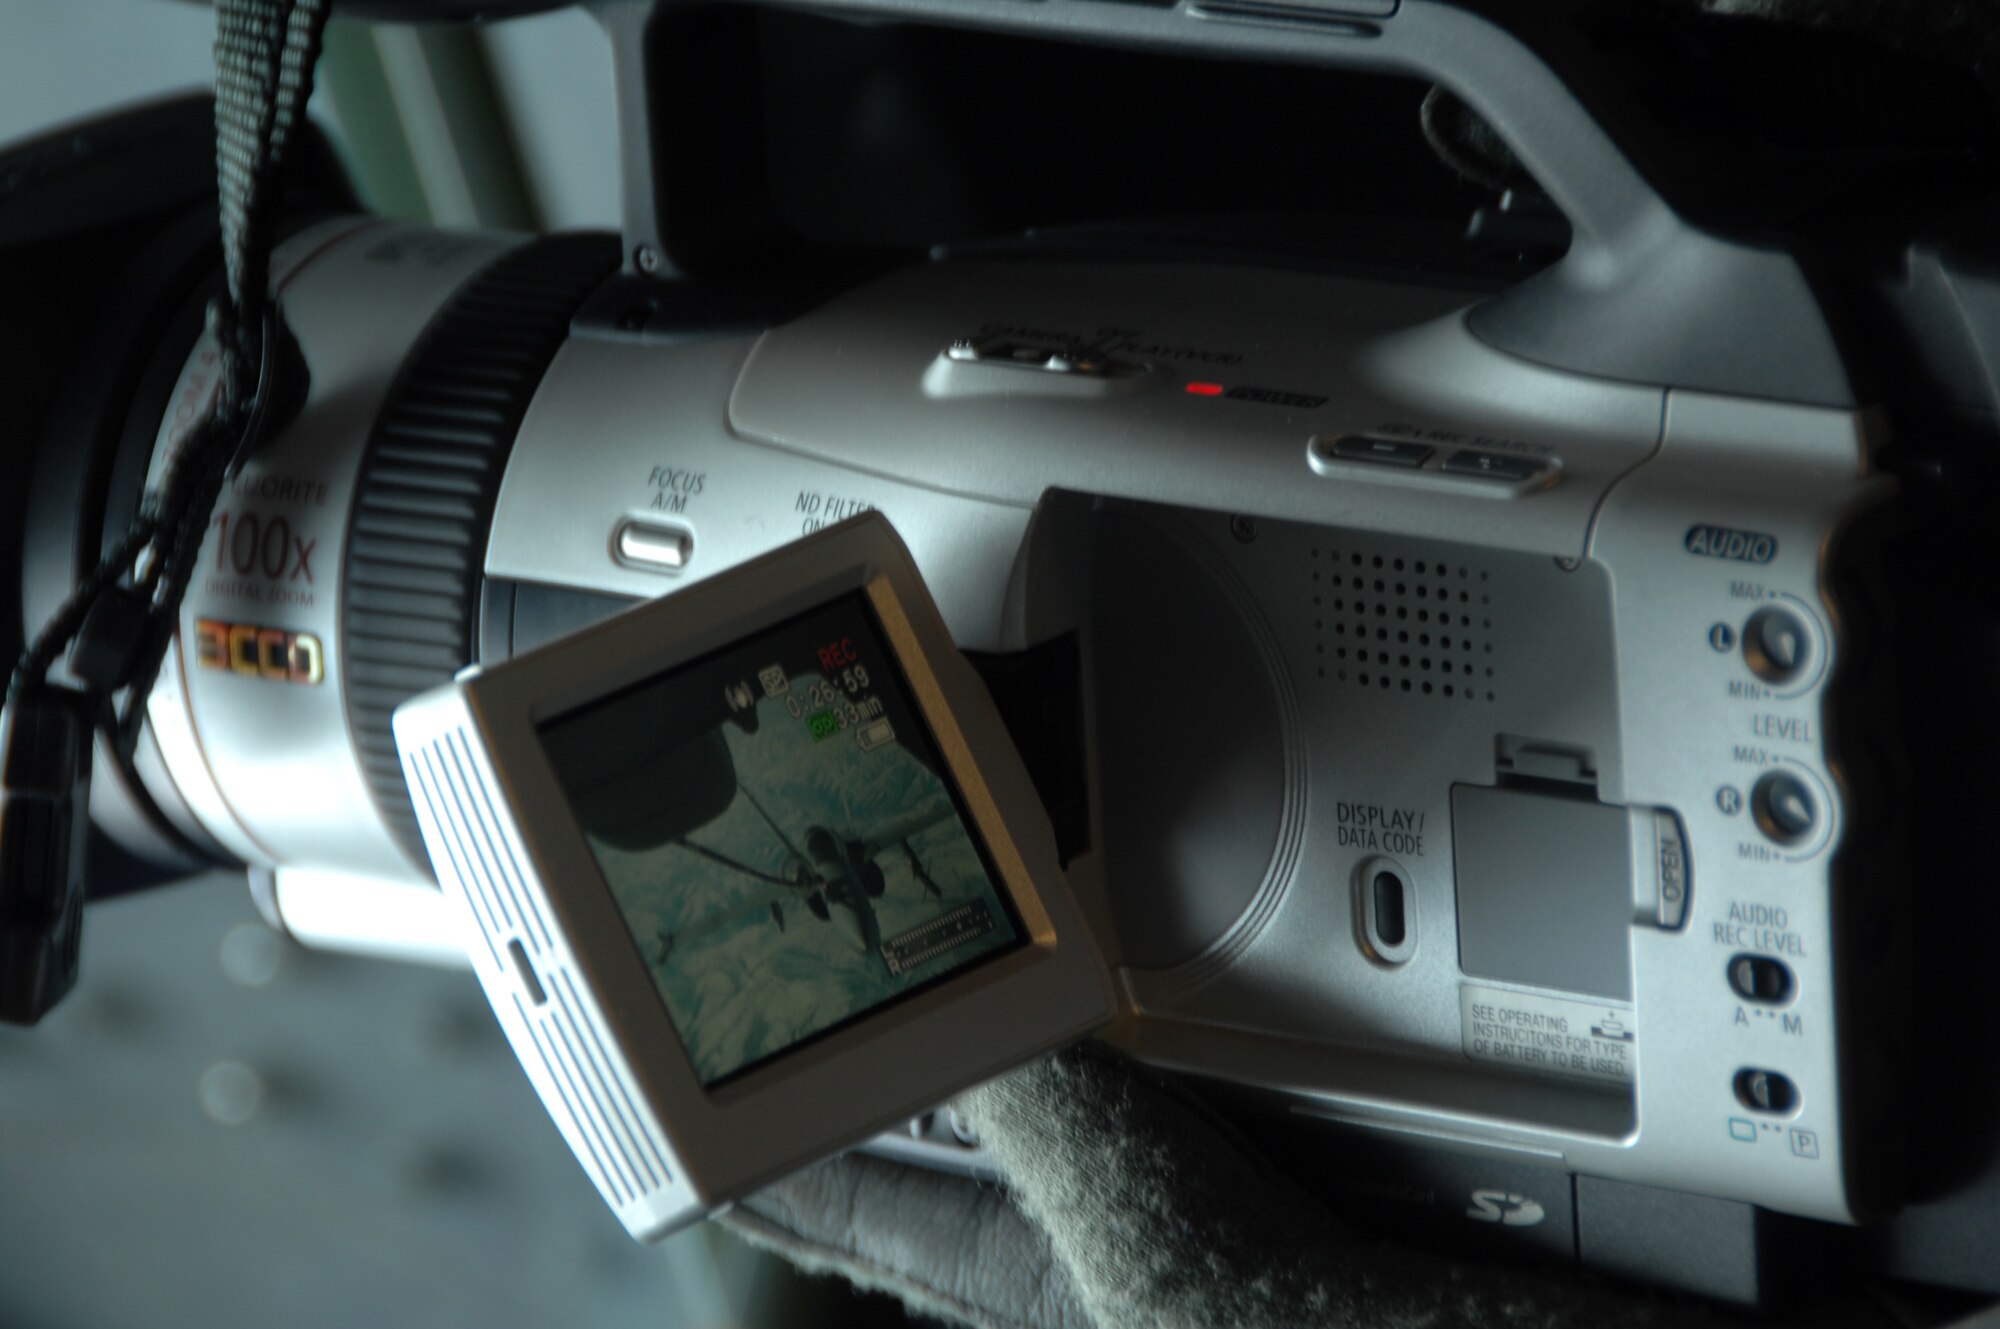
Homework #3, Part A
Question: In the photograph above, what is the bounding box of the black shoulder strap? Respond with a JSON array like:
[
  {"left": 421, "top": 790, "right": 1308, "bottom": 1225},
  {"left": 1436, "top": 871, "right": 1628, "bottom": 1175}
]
[{"left": 0, "top": 0, "right": 332, "bottom": 1026}]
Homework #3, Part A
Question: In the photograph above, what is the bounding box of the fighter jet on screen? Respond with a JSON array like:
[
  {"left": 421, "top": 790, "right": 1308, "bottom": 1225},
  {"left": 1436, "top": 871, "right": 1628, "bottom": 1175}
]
[{"left": 651, "top": 793, "right": 953, "bottom": 978}]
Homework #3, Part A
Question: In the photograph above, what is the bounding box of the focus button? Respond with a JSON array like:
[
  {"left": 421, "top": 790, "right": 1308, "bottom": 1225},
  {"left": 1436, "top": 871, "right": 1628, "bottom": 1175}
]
[{"left": 614, "top": 519, "right": 692, "bottom": 572}]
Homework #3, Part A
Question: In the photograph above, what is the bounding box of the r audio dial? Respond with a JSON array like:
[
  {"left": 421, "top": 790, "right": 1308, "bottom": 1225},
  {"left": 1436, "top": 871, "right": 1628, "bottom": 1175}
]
[{"left": 1751, "top": 770, "right": 1818, "bottom": 845}]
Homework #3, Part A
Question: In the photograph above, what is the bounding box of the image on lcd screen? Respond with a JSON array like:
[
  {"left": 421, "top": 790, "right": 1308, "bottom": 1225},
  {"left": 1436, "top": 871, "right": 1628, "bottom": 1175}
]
[{"left": 539, "top": 593, "right": 1025, "bottom": 1087}]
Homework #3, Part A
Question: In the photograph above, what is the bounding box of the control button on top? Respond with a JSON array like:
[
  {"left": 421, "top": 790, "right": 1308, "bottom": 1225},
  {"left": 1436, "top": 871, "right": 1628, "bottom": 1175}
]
[
  {"left": 1320, "top": 435, "right": 1433, "bottom": 468},
  {"left": 1751, "top": 771, "right": 1817, "bottom": 845},
  {"left": 945, "top": 337, "right": 1130, "bottom": 380},
  {"left": 1441, "top": 449, "right": 1547, "bottom": 482},
  {"left": 1743, "top": 606, "right": 1811, "bottom": 684},
  {"left": 614, "top": 519, "right": 692, "bottom": 571},
  {"left": 1728, "top": 954, "right": 1795, "bottom": 1005},
  {"left": 1734, "top": 1067, "right": 1799, "bottom": 1115}
]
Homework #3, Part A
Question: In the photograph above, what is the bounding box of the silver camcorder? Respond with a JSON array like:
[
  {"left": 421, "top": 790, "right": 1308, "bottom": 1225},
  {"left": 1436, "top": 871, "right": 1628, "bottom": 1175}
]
[
  {"left": 107, "top": 216, "right": 1904, "bottom": 1291},
  {"left": 21, "top": 0, "right": 2000, "bottom": 1308}
]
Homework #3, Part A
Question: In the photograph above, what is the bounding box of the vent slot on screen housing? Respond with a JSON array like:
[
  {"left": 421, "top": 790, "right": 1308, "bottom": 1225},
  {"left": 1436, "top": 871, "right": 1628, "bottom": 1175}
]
[{"left": 407, "top": 728, "right": 675, "bottom": 1204}]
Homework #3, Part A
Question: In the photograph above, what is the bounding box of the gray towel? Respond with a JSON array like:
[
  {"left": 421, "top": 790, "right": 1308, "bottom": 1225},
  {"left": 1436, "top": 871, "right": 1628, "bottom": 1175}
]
[{"left": 724, "top": 1044, "right": 1905, "bottom": 1329}]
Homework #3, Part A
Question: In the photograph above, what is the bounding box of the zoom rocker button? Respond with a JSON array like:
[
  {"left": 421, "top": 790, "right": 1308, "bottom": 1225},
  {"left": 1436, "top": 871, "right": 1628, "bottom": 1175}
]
[
  {"left": 1320, "top": 436, "right": 1433, "bottom": 468},
  {"left": 1744, "top": 607, "right": 1811, "bottom": 684},
  {"left": 1751, "top": 771, "right": 1817, "bottom": 845},
  {"left": 1441, "top": 449, "right": 1546, "bottom": 482}
]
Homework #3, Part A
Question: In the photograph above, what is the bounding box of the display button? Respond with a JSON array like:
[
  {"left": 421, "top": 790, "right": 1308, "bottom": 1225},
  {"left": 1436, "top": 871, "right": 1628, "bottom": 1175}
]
[
  {"left": 614, "top": 520, "right": 692, "bottom": 571},
  {"left": 1356, "top": 858, "right": 1416, "bottom": 964},
  {"left": 1751, "top": 771, "right": 1817, "bottom": 845},
  {"left": 1441, "top": 449, "right": 1546, "bottom": 482},
  {"left": 1372, "top": 871, "right": 1407, "bottom": 947},
  {"left": 1734, "top": 1068, "right": 1799, "bottom": 1115},
  {"left": 1318, "top": 436, "right": 1433, "bottom": 468},
  {"left": 1743, "top": 607, "right": 1811, "bottom": 684},
  {"left": 1728, "top": 954, "right": 1795, "bottom": 1004}
]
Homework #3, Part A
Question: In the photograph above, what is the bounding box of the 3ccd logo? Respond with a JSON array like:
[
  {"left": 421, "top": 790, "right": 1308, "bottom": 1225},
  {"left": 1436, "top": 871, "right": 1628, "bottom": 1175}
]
[
  {"left": 1465, "top": 1189, "right": 1547, "bottom": 1227},
  {"left": 194, "top": 619, "right": 325, "bottom": 685}
]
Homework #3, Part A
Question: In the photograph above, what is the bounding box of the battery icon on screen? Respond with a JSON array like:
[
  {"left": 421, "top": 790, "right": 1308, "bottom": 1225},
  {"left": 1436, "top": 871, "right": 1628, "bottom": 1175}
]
[{"left": 856, "top": 719, "right": 895, "bottom": 752}]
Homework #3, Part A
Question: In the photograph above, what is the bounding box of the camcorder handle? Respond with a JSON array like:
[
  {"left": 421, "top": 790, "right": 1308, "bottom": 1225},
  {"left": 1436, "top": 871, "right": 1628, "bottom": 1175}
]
[
  {"left": 593, "top": 0, "right": 1857, "bottom": 408},
  {"left": 327, "top": 0, "right": 1856, "bottom": 403}
]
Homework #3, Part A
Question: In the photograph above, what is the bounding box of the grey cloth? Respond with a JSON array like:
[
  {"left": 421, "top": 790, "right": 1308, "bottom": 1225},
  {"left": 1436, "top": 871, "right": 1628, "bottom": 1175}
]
[
  {"left": 956, "top": 1044, "right": 1704, "bottom": 1329},
  {"left": 723, "top": 1150, "right": 1092, "bottom": 1329},
  {"left": 725, "top": 1044, "right": 1906, "bottom": 1329}
]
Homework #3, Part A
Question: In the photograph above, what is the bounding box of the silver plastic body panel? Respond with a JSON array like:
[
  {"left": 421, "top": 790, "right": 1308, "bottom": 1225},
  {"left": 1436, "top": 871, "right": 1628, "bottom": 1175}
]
[
  {"left": 488, "top": 335, "right": 1034, "bottom": 651},
  {"left": 726, "top": 261, "right": 1666, "bottom": 560},
  {"left": 142, "top": 222, "right": 527, "bottom": 884},
  {"left": 486, "top": 259, "right": 1665, "bottom": 634},
  {"left": 134, "top": 243, "right": 1889, "bottom": 1225},
  {"left": 270, "top": 865, "right": 474, "bottom": 969},
  {"left": 476, "top": 257, "right": 1889, "bottom": 1223},
  {"left": 1579, "top": 395, "right": 1892, "bottom": 1220},
  {"left": 1078, "top": 407, "right": 1885, "bottom": 1226}
]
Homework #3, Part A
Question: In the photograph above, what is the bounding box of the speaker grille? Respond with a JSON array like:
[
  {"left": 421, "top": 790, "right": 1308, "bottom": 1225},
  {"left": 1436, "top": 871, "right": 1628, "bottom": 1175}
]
[{"left": 1310, "top": 543, "right": 1498, "bottom": 702}]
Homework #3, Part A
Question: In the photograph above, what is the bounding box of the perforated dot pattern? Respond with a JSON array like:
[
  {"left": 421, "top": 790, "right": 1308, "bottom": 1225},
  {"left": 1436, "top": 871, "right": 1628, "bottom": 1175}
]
[{"left": 1307, "top": 545, "right": 1497, "bottom": 702}]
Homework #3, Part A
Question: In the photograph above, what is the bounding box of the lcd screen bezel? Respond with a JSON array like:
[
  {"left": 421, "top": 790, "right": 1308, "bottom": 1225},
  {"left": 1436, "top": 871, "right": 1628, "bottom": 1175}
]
[
  {"left": 441, "top": 514, "right": 1109, "bottom": 1205},
  {"left": 535, "top": 587, "right": 1031, "bottom": 1090}
]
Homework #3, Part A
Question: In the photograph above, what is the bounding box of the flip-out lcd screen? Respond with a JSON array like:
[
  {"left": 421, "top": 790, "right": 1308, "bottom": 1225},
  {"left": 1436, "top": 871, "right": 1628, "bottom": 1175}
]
[{"left": 539, "top": 593, "right": 1025, "bottom": 1086}]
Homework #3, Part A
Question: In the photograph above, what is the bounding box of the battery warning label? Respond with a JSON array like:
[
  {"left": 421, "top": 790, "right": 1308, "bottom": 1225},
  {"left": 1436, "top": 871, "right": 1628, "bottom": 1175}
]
[{"left": 1461, "top": 986, "right": 1635, "bottom": 1087}]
